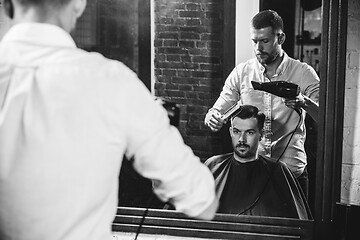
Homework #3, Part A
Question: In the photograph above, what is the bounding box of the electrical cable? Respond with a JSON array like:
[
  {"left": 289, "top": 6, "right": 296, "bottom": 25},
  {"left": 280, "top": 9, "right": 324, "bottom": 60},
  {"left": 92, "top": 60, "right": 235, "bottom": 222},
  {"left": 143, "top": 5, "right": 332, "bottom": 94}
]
[
  {"left": 237, "top": 108, "right": 303, "bottom": 215},
  {"left": 133, "top": 107, "right": 303, "bottom": 235},
  {"left": 133, "top": 193, "right": 156, "bottom": 240}
]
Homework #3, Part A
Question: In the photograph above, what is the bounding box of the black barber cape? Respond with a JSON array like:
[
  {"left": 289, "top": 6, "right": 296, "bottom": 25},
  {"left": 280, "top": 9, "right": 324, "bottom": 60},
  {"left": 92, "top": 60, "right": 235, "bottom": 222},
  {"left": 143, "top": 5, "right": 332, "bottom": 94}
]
[{"left": 204, "top": 153, "right": 311, "bottom": 219}]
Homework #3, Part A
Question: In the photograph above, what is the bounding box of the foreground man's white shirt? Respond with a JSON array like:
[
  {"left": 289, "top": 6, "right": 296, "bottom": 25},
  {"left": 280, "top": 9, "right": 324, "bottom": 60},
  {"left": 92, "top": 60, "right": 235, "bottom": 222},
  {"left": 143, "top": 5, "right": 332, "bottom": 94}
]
[{"left": 0, "top": 23, "right": 216, "bottom": 240}]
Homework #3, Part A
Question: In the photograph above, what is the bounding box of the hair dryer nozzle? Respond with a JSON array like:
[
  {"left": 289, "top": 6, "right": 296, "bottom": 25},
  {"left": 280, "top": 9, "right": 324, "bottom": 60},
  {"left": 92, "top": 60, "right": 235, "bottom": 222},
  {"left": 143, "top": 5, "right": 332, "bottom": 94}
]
[{"left": 251, "top": 81, "right": 300, "bottom": 98}]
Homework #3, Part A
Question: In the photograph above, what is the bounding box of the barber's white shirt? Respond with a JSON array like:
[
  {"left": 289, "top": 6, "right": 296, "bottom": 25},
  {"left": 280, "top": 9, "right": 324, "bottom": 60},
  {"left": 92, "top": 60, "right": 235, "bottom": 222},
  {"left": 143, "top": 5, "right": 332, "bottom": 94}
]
[
  {"left": 210, "top": 53, "right": 319, "bottom": 177},
  {"left": 0, "top": 23, "right": 215, "bottom": 240}
]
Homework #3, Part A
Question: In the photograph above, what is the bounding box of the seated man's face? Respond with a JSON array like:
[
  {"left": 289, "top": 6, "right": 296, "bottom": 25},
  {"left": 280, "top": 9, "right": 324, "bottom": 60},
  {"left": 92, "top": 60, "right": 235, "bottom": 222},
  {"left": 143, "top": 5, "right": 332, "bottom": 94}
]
[{"left": 229, "top": 117, "right": 262, "bottom": 160}]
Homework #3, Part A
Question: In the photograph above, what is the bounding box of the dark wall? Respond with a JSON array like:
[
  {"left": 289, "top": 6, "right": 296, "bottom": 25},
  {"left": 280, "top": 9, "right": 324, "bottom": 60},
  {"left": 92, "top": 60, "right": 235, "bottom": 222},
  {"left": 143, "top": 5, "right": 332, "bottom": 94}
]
[{"left": 260, "top": 0, "right": 296, "bottom": 57}]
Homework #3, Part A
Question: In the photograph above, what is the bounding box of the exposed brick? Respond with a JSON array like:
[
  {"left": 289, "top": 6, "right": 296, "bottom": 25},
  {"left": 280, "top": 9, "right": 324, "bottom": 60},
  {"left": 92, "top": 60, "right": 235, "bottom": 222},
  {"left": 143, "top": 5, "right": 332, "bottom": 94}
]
[
  {"left": 179, "top": 40, "right": 196, "bottom": 48},
  {"left": 154, "top": 82, "right": 166, "bottom": 90},
  {"left": 200, "top": 63, "right": 221, "bottom": 71},
  {"left": 155, "top": 54, "right": 166, "bottom": 61},
  {"left": 188, "top": 48, "right": 211, "bottom": 56},
  {"left": 176, "top": 70, "right": 192, "bottom": 78},
  {"left": 154, "top": 0, "right": 226, "bottom": 160},
  {"left": 179, "top": 32, "right": 200, "bottom": 40},
  {"left": 193, "top": 85, "right": 212, "bottom": 92},
  {"left": 154, "top": 39, "right": 163, "bottom": 47},
  {"left": 179, "top": 11, "right": 205, "bottom": 18},
  {"left": 184, "top": 19, "right": 202, "bottom": 26},
  {"left": 178, "top": 84, "right": 193, "bottom": 91},
  {"left": 161, "top": 69, "right": 177, "bottom": 76},
  {"left": 159, "top": 18, "right": 175, "bottom": 25},
  {"left": 201, "top": 32, "right": 222, "bottom": 41},
  {"left": 166, "top": 54, "right": 181, "bottom": 62},
  {"left": 192, "top": 56, "right": 220, "bottom": 64},
  {"left": 196, "top": 41, "right": 207, "bottom": 48},
  {"left": 165, "top": 90, "right": 185, "bottom": 98},
  {"left": 173, "top": 19, "right": 187, "bottom": 26},
  {"left": 171, "top": 77, "right": 194, "bottom": 84},
  {"left": 157, "top": 61, "right": 184, "bottom": 69},
  {"left": 156, "top": 75, "right": 172, "bottom": 83},
  {"left": 184, "top": 62, "right": 199, "bottom": 70},
  {"left": 185, "top": 91, "right": 198, "bottom": 99},
  {"left": 181, "top": 55, "right": 192, "bottom": 62},
  {"left": 157, "top": 32, "right": 179, "bottom": 39},
  {"left": 342, "top": 0, "right": 360, "bottom": 205},
  {"left": 156, "top": 25, "right": 180, "bottom": 32},
  {"left": 186, "top": 3, "right": 201, "bottom": 11},
  {"left": 163, "top": 40, "right": 179, "bottom": 47},
  {"left": 165, "top": 84, "right": 179, "bottom": 90},
  {"left": 158, "top": 47, "right": 187, "bottom": 54}
]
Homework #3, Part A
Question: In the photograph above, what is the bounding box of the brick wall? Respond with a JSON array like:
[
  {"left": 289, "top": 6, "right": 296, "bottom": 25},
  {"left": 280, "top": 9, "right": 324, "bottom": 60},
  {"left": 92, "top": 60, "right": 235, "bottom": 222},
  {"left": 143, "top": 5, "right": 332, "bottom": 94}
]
[
  {"left": 154, "top": 0, "right": 229, "bottom": 160},
  {"left": 341, "top": 0, "right": 360, "bottom": 206}
]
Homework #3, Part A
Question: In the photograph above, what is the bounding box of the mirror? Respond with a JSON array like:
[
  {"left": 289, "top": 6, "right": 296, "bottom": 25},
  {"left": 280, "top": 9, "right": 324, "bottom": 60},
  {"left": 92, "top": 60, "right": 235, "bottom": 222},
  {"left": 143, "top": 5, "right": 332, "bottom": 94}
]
[{"left": 71, "top": 0, "right": 323, "bottom": 219}]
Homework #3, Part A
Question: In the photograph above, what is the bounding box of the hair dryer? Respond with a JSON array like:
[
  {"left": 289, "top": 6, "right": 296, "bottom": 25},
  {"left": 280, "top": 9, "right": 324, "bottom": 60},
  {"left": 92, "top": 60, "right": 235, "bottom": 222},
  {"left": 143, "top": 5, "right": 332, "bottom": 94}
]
[
  {"left": 251, "top": 81, "right": 302, "bottom": 116},
  {"left": 251, "top": 81, "right": 300, "bottom": 98}
]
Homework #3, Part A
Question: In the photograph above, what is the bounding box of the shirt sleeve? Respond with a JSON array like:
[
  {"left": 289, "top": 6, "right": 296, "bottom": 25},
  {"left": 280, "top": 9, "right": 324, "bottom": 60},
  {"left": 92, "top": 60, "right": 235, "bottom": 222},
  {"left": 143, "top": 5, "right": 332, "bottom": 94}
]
[
  {"left": 210, "top": 65, "right": 242, "bottom": 114},
  {"left": 299, "top": 64, "right": 320, "bottom": 103},
  {"left": 117, "top": 67, "right": 216, "bottom": 217}
]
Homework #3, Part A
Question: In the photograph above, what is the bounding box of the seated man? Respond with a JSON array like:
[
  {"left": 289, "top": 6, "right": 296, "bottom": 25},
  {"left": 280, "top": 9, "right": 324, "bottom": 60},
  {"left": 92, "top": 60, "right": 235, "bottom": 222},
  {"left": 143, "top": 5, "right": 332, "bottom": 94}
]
[{"left": 204, "top": 105, "right": 311, "bottom": 219}]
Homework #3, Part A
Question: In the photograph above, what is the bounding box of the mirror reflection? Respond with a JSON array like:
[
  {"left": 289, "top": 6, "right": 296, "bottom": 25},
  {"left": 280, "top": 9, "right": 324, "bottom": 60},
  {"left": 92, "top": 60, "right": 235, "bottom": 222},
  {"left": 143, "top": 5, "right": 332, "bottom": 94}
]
[{"left": 71, "top": 0, "right": 322, "bottom": 220}]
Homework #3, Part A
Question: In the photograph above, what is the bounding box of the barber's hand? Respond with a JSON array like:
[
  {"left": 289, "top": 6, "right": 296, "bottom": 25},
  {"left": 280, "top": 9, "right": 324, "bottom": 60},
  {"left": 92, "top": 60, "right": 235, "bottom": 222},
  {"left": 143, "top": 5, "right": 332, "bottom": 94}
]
[
  {"left": 284, "top": 93, "right": 305, "bottom": 111},
  {"left": 204, "top": 110, "right": 226, "bottom": 132}
]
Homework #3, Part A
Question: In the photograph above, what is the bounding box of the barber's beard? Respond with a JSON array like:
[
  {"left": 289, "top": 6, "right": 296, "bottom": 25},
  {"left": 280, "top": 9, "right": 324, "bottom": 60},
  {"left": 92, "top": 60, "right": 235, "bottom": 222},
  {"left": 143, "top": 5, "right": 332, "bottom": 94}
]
[{"left": 256, "top": 50, "right": 280, "bottom": 65}]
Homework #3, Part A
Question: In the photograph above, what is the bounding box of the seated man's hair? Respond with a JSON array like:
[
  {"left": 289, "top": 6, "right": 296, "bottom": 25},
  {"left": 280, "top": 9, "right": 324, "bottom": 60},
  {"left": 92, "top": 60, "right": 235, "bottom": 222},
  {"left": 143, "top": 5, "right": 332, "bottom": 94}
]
[
  {"left": 230, "top": 105, "right": 265, "bottom": 131},
  {"left": 251, "top": 9, "right": 284, "bottom": 33}
]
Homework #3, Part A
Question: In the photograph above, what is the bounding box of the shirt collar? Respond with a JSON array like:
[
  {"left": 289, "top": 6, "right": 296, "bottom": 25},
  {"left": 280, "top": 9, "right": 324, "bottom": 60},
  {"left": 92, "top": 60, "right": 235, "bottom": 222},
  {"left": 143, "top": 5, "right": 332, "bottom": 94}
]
[
  {"left": 1, "top": 22, "right": 76, "bottom": 48},
  {"left": 257, "top": 51, "right": 289, "bottom": 77}
]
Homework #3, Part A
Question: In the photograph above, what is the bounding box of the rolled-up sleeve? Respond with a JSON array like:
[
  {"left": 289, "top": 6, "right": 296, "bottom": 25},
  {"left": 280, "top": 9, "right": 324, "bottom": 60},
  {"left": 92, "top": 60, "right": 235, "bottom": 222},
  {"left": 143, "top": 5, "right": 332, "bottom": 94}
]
[{"left": 211, "top": 66, "right": 242, "bottom": 114}]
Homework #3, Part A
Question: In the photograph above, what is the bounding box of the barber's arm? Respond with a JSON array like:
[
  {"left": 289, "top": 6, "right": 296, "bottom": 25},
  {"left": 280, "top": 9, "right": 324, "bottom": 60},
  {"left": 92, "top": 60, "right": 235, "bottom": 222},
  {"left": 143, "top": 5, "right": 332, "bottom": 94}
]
[
  {"left": 204, "top": 66, "right": 241, "bottom": 132},
  {"left": 122, "top": 72, "right": 218, "bottom": 220},
  {"left": 284, "top": 93, "right": 319, "bottom": 122},
  {"left": 204, "top": 109, "right": 226, "bottom": 132},
  {"left": 284, "top": 65, "right": 320, "bottom": 122},
  {"left": 192, "top": 196, "right": 219, "bottom": 220},
  {"left": 299, "top": 93, "right": 319, "bottom": 122}
]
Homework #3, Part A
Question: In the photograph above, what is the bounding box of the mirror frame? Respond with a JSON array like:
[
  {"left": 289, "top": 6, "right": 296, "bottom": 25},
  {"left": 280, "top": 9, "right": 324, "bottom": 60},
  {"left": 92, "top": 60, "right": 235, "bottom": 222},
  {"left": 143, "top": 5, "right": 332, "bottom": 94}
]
[{"left": 314, "top": 0, "right": 348, "bottom": 239}]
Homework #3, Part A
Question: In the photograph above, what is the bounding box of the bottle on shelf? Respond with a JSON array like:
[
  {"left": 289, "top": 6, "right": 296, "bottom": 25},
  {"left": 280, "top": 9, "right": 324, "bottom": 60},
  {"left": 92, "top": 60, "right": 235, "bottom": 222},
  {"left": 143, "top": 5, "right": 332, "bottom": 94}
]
[
  {"left": 303, "top": 50, "right": 311, "bottom": 66},
  {"left": 314, "top": 60, "right": 320, "bottom": 75}
]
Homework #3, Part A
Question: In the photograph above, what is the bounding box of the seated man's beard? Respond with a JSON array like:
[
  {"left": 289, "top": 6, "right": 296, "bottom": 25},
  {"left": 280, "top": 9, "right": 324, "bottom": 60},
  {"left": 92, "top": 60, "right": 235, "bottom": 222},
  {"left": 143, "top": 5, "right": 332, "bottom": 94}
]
[{"left": 234, "top": 143, "right": 252, "bottom": 158}]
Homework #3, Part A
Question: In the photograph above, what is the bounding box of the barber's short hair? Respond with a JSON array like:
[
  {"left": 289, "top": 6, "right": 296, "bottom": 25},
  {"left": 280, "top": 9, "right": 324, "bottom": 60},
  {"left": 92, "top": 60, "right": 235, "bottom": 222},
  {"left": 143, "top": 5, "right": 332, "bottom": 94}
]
[
  {"left": 230, "top": 105, "right": 265, "bottom": 131},
  {"left": 251, "top": 10, "right": 284, "bottom": 33}
]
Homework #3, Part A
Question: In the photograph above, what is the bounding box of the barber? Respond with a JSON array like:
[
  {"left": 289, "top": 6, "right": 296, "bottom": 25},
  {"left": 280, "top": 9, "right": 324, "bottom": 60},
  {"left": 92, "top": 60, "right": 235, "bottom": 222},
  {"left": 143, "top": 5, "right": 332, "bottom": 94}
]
[
  {"left": 0, "top": 1, "right": 218, "bottom": 240},
  {"left": 204, "top": 10, "right": 319, "bottom": 198}
]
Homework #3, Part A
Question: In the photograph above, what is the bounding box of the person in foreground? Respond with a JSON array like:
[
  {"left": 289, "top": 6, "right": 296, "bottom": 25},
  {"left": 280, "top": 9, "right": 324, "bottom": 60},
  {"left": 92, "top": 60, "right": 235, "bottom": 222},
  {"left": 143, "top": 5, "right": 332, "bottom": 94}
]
[
  {"left": 204, "top": 10, "right": 320, "bottom": 198},
  {"left": 204, "top": 105, "right": 311, "bottom": 219},
  {"left": 0, "top": 0, "right": 218, "bottom": 239}
]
